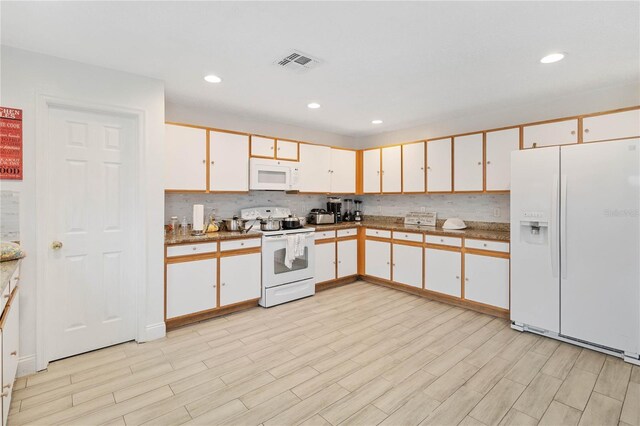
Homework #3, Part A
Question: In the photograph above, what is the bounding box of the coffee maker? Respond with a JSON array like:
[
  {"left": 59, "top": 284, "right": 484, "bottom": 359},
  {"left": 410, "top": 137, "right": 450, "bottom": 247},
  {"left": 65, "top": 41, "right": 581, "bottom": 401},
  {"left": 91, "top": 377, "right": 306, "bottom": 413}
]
[
  {"left": 327, "top": 197, "right": 342, "bottom": 223},
  {"left": 354, "top": 200, "right": 363, "bottom": 222}
]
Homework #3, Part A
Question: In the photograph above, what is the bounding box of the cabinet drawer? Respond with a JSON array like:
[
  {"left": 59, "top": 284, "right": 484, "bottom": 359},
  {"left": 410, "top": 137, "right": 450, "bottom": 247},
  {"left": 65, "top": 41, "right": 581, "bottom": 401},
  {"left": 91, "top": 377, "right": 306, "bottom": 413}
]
[
  {"left": 393, "top": 231, "right": 423, "bottom": 243},
  {"left": 366, "top": 228, "right": 391, "bottom": 239},
  {"left": 465, "top": 239, "right": 510, "bottom": 253},
  {"left": 337, "top": 228, "right": 357, "bottom": 238},
  {"left": 315, "top": 230, "right": 336, "bottom": 240},
  {"left": 166, "top": 242, "right": 218, "bottom": 258},
  {"left": 220, "top": 238, "right": 261, "bottom": 252},
  {"left": 425, "top": 235, "right": 462, "bottom": 247}
]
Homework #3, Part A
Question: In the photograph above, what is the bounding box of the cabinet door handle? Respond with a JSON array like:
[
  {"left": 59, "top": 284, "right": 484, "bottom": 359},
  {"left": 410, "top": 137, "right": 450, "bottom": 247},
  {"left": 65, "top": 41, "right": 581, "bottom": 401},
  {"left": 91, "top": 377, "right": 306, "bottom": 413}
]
[
  {"left": 584, "top": 128, "right": 590, "bottom": 133},
  {"left": 222, "top": 283, "right": 226, "bottom": 286},
  {"left": 570, "top": 130, "right": 576, "bottom": 135},
  {"left": 3, "top": 295, "right": 8, "bottom": 300},
  {"left": 477, "top": 162, "right": 481, "bottom": 165},
  {"left": 465, "top": 278, "right": 469, "bottom": 281},
  {"left": 213, "top": 284, "right": 217, "bottom": 288},
  {"left": 487, "top": 161, "right": 491, "bottom": 165},
  {"left": 456, "top": 276, "right": 460, "bottom": 279},
  {"left": 386, "top": 261, "right": 390, "bottom": 265},
  {"left": 211, "top": 161, "right": 214, "bottom": 165},
  {"left": 202, "top": 160, "right": 206, "bottom": 164}
]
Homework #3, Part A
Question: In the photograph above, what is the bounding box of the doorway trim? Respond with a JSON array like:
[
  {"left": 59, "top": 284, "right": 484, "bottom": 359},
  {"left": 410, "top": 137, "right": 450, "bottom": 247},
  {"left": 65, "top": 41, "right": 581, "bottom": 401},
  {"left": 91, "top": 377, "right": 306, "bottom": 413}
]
[{"left": 35, "top": 93, "right": 148, "bottom": 371}]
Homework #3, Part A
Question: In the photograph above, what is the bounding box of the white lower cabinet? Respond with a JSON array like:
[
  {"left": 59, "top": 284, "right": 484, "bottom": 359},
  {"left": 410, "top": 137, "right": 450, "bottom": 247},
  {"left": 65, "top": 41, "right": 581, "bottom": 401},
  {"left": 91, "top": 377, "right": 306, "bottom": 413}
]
[
  {"left": 365, "top": 240, "right": 391, "bottom": 280},
  {"left": 2, "top": 289, "right": 19, "bottom": 426},
  {"left": 220, "top": 252, "right": 261, "bottom": 306},
  {"left": 337, "top": 239, "right": 358, "bottom": 278},
  {"left": 166, "top": 258, "right": 217, "bottom": 319},
  {"left": 315, "top": 242, "right": 337, "bottom": 283},
  {"left": 464, "top": 254, "right": 510, "bottom": 309},
  {"left": 392, "top": 243, "right": 423, "bottom": 288},
  {"left": 425, "top": 248, "right": 461, "bottom": 297}
]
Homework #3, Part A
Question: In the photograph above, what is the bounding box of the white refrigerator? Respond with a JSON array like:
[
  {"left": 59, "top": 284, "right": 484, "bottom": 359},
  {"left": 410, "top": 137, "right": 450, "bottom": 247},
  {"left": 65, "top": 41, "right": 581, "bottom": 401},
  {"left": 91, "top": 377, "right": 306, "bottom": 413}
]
[{"left": 511, "top": 138, "right": 640, "bottom": 364}]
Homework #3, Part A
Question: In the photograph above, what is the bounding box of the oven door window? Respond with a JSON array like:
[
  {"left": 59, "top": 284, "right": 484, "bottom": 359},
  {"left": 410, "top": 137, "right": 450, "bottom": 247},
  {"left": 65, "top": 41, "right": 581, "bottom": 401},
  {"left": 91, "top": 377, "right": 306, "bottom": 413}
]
[{"left": 274, "top": 247, "right": 309, "bottom": 273}]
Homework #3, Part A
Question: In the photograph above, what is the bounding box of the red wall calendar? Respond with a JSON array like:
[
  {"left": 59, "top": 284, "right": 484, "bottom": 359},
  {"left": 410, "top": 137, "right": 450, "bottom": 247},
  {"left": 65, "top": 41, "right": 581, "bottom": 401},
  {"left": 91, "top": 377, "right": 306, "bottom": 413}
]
[{"left": 0, "top": 107, "right": 23, "bottom": 180}]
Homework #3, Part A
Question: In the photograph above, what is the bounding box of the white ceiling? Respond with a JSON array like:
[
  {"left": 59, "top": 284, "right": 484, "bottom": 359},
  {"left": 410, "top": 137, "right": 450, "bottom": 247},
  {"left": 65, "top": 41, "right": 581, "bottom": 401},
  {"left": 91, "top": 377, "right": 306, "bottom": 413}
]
[{"left": 2, "top": 1, "right": 639, "bottom": 137}]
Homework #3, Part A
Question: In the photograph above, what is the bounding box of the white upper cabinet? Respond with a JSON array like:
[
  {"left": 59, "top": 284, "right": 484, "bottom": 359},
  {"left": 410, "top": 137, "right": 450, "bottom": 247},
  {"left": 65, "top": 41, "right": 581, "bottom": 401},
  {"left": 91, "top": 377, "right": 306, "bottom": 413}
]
[
  {"left": 523, "top": 119, "right": 578, "bottom": 148},
  {"left": 426, "top": 138, "right": 452, "bottom": 192},
  {"left": 165, "top": 124, "right": 207, "bottom": 191},
  {"left": 330, "top": 149, "right": 356, "bottom": 193},
  {"left": 276, "top": 140, "right": 299, "bottom": 160},
  {"left": 299, "top": 143, "right": 331, "bottom": 193},
  {"left": 402, "top": 142, "right": 425, "bottom": 193},
  {"left": 363, "top": 149, "right": 381, "bottom": 193},
  {"left": 582, "top": 109, "right": 640, "bottom": 143},
  {"left": 381, "top": 146, "right": 402, "bottom": 193},
  {"left": 453, "top": 133, "right": 483, "bottom": 192},
  {"left": 251, "top": 136, "right": 275, "bottom": 158},
  {"left": 209, "top": 131, "right": 250, "bottom": 191},
  {"left": 485, "top": 128, "right": 520, "bottom": 191}
]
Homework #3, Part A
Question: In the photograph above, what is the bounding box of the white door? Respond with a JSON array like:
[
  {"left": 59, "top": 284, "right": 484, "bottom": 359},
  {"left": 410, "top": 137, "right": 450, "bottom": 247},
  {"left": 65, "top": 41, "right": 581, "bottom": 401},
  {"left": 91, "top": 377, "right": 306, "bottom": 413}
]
[
  {"left": 363, "top": 149, "right": 381, "bottom": 193},
  {"left": 560, "top": 140, "right": 640, "bottom": 354},
  {"left": 276, "top": 140, "right": 298, "bottom": 160},
  {"left": 210, "top": 131, "right": 249, "bottom": 191},
  {"left": 393, "top": 243, "right": 423, "bottom": 288},
  {"left": 251, "top": 136, "right": 275, "bottom": 158},
  {"left": 510, "top": 147, "right": 561, "bottom": 333},
  {"left": 299, "top": 144, "right": 331, "bottom": 192},
  {"left": 47, "top": 107, "right": 137, "bottom": 362},
  {"left": 453, "top": 133, "right": 483, "bottom": 191},
  {"left": 486, "top": 128, "right": 520, "bottom": 191},
  {"left": 427, "top": 138, "right": 452, "bottom": 192},
  {"left": 330, "top": 149, "right": 356, "bottom": 193},
  {"left": 523, "top": 119, "right": 578, "bottom": 148},
  {"left": 337, "top": 239, "right": 358, "bottom": 278},
  {"left": 220, "top": 253, "right": 261, "bottom": 306},
  {"left": 166, "top": 258, "right": 217, "bottom": 319},
  {"left": 425, "top": 248, "right": 461, "bottom": 297},
  {"left": 381, "top": 146, "right": 402, "bottom": 193},
  {"left": 365, "top": 240, "right": 391, "bottom": 280},
  {"left": 165, "top": 124, "right": 207, "bottom": 191},
  {"left": 402, "top": 142, "right": 425, "bottom": 192},
  {"left": 464, "top": 254, "right": 509, "bottom": 309},
  {"left": 583, "top": 109, "right": 640, "bottom": 143},
  {"left": 315, "top": 242, "right": 336, "bottom": 283}
]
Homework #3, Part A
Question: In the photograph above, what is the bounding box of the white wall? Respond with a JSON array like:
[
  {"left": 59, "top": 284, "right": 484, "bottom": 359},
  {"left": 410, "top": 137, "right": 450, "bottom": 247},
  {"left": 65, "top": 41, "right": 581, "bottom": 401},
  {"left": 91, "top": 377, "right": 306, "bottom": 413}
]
[
  {"left": 0, "top": 46, "right": 165, "bottom": 375},
  {"left": 357, "top": 82, "right": 640, "bottom": 148},
  {"left": 166, "top": 100, "right": 357, "bottom": 148}
]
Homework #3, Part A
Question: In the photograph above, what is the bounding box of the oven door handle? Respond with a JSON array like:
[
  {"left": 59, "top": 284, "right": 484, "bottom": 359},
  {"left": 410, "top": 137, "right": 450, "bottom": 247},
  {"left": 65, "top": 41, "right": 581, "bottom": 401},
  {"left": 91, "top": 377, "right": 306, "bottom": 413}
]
[{"left": 264, "top": 232, "right": 315, "bottom": 241}]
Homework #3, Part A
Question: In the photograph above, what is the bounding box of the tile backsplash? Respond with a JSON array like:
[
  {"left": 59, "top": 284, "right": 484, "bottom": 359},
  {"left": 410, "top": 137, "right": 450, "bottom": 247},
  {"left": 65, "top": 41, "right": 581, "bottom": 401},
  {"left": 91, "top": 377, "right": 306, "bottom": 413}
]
[
  {"left": 165, "top": 192, "right": 510, "bottom": 224},
  {"left": 0, "top": 190, "right": 20, "bottom": 241}
]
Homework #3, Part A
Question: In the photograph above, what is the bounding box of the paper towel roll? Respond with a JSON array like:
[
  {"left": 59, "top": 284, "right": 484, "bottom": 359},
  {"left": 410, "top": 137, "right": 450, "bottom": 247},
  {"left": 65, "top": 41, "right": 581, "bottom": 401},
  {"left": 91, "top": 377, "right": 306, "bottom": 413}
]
[{"left": 193, "top": 204, "right": 204, "bottom": 231}]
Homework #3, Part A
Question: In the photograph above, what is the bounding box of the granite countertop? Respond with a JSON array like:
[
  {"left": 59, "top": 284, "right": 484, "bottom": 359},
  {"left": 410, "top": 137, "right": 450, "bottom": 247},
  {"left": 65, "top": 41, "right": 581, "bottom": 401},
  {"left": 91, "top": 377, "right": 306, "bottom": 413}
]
[
  {"left": 0, "top": 258, "right": 21, "bottom": 296},
  {"left": 309, "top": 219, "right": 510, "bottom": 242},
  {"left": 165, "top": 230, "right": 262, "bottom": 245}
]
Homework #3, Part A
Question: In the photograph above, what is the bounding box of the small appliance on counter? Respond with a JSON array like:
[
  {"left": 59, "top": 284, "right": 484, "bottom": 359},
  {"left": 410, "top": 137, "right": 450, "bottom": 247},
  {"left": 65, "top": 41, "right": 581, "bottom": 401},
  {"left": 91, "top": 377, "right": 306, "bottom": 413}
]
[
  {"left": 442, "top": 218, "right": 467, "bottom": 230},
  {"left": 404, "top": 211, "right": 437, "bottom": 227},
  {"left": 354, "top": 200, "right": 363, "bottom": 222},
  {"left": 326, "top": 197, "right": 342, "bottom": 223},
  {"left": 308, "top": 209, "right": 335, "bottom": 225},
  {"left": 342, "top": 199, "right": 354, "bottom": 222}
]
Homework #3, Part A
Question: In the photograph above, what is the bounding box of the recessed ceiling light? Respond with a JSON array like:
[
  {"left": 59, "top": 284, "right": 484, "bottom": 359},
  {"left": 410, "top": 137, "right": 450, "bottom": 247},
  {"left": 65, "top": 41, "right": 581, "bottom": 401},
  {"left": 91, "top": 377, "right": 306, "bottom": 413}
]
[
  {"left": 204, "top": 74, "right": 222, "bottom": 83},
  {"left": 540, "top": 53, "right": 565, "bottom": 64},
  {"left": 307, "top": 102, "right": 321, "bottom": 109},
  {"left": 371, "top": 120, "right": 383, "bottom": 124}
]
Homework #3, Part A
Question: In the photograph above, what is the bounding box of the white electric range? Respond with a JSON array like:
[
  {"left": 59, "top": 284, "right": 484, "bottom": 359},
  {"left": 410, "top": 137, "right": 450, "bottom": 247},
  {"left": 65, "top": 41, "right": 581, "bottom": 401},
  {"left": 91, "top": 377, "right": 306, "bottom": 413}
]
[{"left": 240, "top": 207, "right": 316, "bottom": 307}]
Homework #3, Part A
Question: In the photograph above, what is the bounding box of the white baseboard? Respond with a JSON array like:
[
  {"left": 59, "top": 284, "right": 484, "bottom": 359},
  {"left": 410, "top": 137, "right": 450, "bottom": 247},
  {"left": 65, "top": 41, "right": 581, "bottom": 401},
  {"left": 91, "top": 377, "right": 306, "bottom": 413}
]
[
  {"left": 139, "top": 322, "right": 166, "bottom": 342},
  {"left": 17, "top": 354, "right": 37, "bottom": 377}
]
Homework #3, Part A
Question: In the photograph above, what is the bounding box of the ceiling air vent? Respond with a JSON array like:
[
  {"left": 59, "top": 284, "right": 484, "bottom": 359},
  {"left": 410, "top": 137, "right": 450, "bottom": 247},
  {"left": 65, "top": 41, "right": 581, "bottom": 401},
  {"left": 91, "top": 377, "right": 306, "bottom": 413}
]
[{"left": 274, "top": 50, "right": 321, "bottom": 73}]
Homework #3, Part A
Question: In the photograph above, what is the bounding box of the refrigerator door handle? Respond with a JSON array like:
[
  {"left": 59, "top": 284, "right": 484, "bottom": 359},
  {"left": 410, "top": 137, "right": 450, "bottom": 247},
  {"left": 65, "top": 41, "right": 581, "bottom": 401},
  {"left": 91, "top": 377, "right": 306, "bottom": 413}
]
[
  {"left": 560, "top": 174, "right": 568, "bottom": 279},
  {"left": 550, "top": 174, "right": 560, "bottom": 278}
]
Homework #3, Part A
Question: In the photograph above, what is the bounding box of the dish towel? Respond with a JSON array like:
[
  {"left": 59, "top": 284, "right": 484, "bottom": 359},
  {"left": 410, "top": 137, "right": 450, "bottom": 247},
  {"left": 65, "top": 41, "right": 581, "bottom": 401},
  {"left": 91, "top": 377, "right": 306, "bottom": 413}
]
[{"left": 285, "top": 234, "right": 306, "bottom": 269}]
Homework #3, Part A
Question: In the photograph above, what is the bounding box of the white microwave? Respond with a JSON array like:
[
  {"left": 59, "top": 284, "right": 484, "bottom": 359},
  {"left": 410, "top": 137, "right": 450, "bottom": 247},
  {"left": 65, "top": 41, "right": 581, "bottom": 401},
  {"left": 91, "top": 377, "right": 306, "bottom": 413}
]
[{"left": 250, "top": 158, "right": 300, "bottom": 191}]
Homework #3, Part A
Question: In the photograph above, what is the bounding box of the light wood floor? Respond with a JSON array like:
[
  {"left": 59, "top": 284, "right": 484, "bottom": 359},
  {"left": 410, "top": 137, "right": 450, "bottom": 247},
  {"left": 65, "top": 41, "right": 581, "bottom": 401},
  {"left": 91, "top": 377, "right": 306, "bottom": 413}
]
[{"left": 9, "top": 281, "right": 639, "bottom": 426}]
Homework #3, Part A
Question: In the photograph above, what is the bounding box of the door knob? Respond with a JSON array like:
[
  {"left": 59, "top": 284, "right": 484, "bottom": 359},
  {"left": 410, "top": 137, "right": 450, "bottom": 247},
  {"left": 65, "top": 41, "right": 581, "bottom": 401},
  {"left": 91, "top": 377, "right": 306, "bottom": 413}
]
[{"left": 51, "top": 241, "right": 63, "bottom": 250}]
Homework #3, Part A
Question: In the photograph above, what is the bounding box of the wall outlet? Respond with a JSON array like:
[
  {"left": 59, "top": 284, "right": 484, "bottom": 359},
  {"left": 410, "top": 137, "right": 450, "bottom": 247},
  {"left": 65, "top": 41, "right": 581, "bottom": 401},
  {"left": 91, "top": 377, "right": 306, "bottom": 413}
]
[
  {"left": 377, "top": 205, "right": 382, "bottom": 214},
  {"left": 493, "top": 207, "right": 501, "bottom": 218},
  {"left": 420, "top": 206, "right": 426, "bottom": 213}
]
